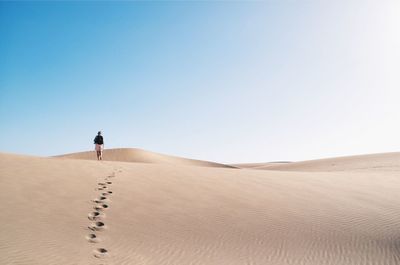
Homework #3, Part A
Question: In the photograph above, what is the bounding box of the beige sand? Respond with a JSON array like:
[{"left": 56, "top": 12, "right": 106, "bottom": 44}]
[{"left": 1, "top": 149, "right": 400, "bottom": 265}]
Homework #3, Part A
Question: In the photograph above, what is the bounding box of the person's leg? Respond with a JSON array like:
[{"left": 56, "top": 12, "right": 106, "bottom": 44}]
[{"left": 96, "top": 151, "right": 100, "bottom": 160}]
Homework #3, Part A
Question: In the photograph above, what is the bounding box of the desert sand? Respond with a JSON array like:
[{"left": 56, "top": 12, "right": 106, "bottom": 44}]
[{"left": 1, "top": 149, "right": 400, "bottom": 265}]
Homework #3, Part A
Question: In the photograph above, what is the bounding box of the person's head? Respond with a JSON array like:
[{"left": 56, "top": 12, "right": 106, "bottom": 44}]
[{"left": 98, "top": 131, "right": 101, "bottom": 135}]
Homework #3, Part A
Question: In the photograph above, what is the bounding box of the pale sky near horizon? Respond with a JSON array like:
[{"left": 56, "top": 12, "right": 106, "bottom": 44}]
[{"left": 1, "top": 1, "right": 399, "bottom": 163}]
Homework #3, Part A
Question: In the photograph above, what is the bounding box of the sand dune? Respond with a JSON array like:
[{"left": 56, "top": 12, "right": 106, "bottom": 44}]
[
  {"left": 233, "top": 162, "right": 291, "bottom": 169},
  {"left": 1, "top": 150, "right": 400, "bottom": 264},
  {"left": 57, "top": 148, "right": 236, "bottom": 169},
  {"left": 256, "top": 152, "right": 400, "bottom": 172}
]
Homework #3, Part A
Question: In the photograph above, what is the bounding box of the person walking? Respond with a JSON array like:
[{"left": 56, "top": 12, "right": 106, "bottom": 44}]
[{"left": 94, "top": 131, "right": 104, "bottom": 160}]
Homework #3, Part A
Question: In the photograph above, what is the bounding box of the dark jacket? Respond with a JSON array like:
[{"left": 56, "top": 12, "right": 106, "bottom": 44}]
[{"left": 94, "top": 135, "right": 104, "bottom": 145}]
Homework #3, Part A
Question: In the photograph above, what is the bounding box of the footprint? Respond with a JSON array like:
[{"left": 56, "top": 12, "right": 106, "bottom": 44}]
[
  {"left": 94, "top": 196, "right": 109, "bottom": 203},
  {"left": 94, "top": 195, "right": 108, "bottom": 200},
  {"left": 106, "top": 181, "right": 112, "bottom": 184},
  {"left": 94, "top": 199, "right": 107, "bottom": 204},
  {"left": 88, "top": 211, "right": 104, "bottom": 220},
  {"left": 86, "top": 233, "right": 100, "bottom": 243},
  {"left": 98, "top": 183, "right": 106, "bottom": 186},
  {"left": 94, "top": 221, "right": 105, "bottom": 229},
  {"left": 89, "top": 221, "right": 106, "bottom": 231},
  {"left": 94, "top": 248, "right": 109, "bottom": 258},
  {"left": 94, "top": 204, "right": 109, "bottom": 211}
]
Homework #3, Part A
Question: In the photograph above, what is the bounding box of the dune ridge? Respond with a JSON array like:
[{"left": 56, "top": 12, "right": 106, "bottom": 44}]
[
  {"left": 56, "top": 148, "right": 237, "bottom": 169},
  {"left": 1, "top": 150, "right": 400, "bottom": 264},
  {"left": 233, "top": 161, "right": 291, "bottom": 169},
  {"left": 233, "top": 152, "right": 400, "bottom": 172},
  {"left": 256, "top": 152, "right": 400, "bottom": 172}
]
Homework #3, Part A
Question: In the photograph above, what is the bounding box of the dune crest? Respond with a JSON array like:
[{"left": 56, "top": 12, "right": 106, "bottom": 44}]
[
  {"left": 56, "top": 148, "right": 236, "bottom": 169},
  {"left": 235, "top": 152, "right": 400, "bottom": 172}
]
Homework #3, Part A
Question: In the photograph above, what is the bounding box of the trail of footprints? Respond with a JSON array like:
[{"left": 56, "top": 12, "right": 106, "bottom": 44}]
[{"left": 87, "top": 171, "right": 117, "bottom": 261}]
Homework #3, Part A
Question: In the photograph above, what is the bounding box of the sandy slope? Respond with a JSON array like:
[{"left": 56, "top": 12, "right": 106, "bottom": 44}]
[
  {"left": 257, "top": 152, "right": 400, "bottom": 172},
  {"left": 233, "top": 162, "right": 291, "bottom": 169},
  {"left": 1, "top": 151, "right": 400, "bottom": 265},
  {"left": 57, "top": 148, "right": 236, "bottom": 169}
]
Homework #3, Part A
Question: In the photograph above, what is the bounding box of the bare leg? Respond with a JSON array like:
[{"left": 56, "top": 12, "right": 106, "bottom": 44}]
[{"left": 96, "top": 151, "right": 100, "bottom": 160}]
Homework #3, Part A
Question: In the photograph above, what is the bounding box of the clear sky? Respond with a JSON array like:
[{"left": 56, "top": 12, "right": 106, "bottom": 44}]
[{"left": 1, "top": 1, "right": 399, "bottom": 163}]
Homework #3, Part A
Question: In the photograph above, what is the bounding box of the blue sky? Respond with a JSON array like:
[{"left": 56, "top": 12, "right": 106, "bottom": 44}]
[{"left": 1, "top": 1, "right": 399, "bottom": 163}]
